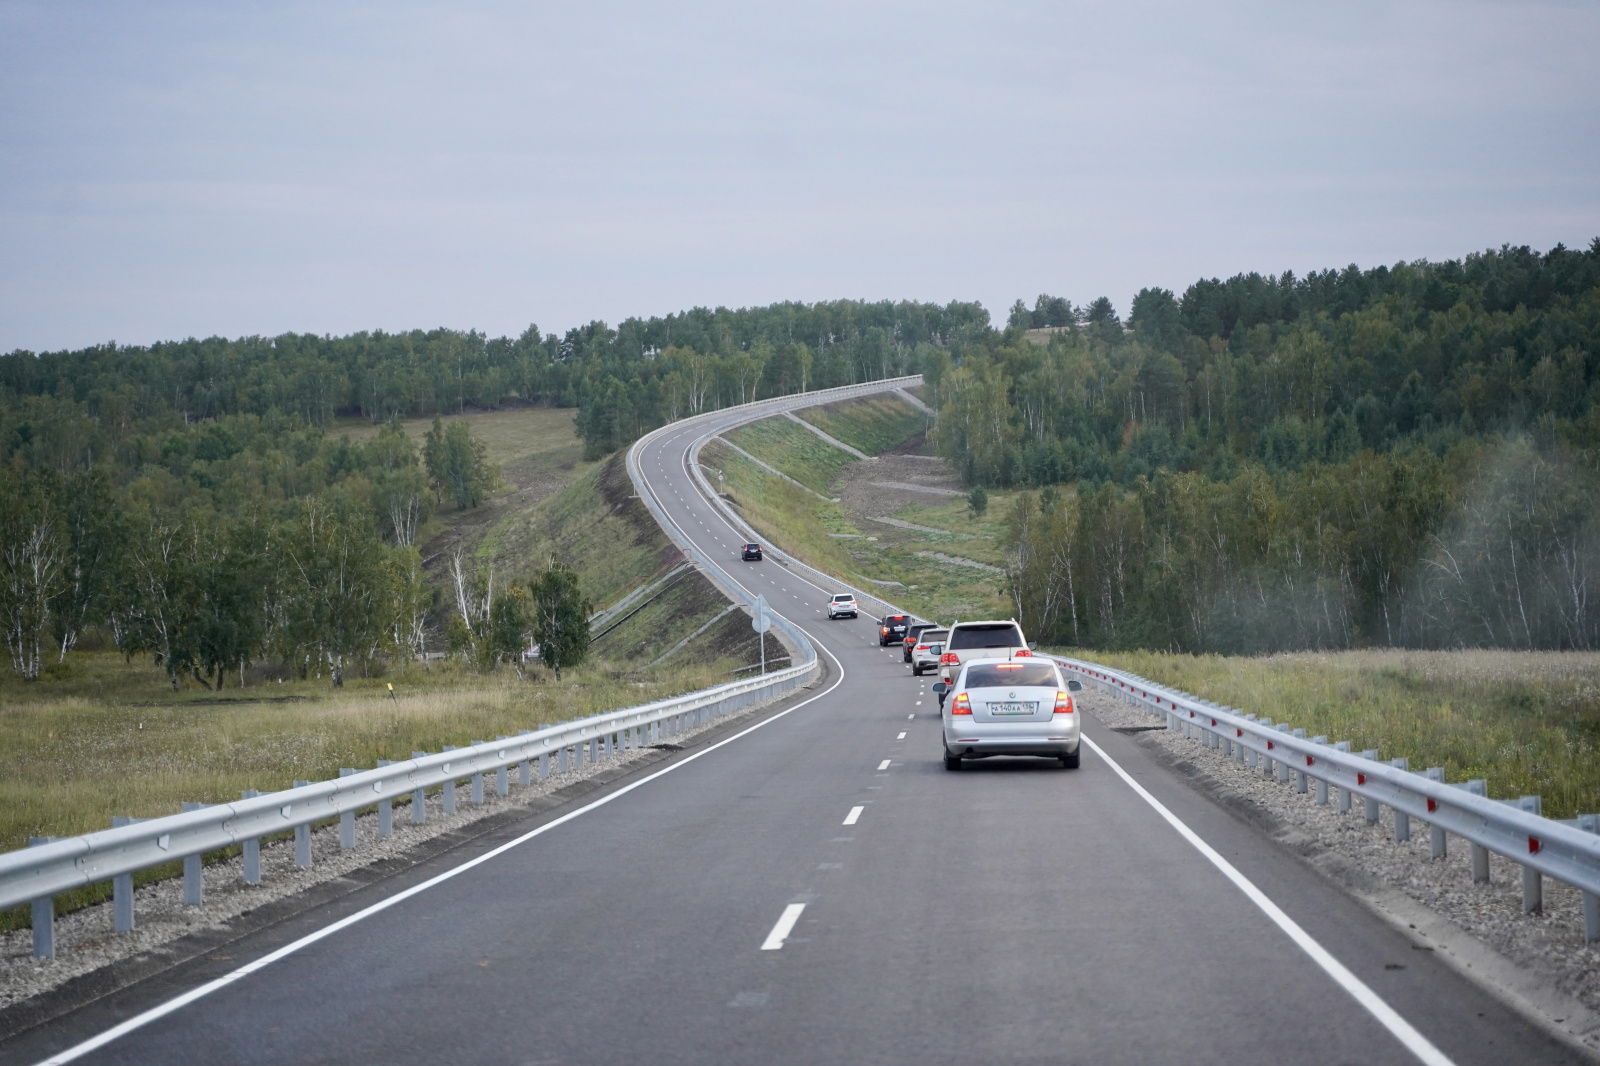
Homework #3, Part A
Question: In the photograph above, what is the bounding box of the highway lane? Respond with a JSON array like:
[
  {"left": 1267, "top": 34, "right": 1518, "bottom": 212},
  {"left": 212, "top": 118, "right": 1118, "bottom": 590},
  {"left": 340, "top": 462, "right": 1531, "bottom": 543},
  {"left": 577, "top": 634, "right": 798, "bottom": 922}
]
[{"left": 4, "top": 383, "right": 1576, "bottom": 1066}]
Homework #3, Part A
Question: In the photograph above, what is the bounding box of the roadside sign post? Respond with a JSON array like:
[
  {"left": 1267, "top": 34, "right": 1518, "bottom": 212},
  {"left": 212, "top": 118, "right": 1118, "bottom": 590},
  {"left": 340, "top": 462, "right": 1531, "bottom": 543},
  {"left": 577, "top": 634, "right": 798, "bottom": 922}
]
[{"left": 752, "top": 594, "right": 771, "bottom": 674}]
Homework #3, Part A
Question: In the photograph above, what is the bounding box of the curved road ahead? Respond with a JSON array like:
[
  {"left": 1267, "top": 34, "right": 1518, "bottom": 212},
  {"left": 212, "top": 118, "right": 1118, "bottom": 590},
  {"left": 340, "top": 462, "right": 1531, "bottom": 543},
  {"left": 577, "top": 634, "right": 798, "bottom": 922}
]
[{"left": 5, "top": 382, "right": 1576, "bottom": 1066}]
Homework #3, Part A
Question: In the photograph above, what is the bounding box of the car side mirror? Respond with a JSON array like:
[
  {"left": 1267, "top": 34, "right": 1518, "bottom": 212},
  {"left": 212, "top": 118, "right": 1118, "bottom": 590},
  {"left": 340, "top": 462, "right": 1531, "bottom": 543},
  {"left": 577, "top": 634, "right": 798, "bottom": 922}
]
[
  {"left": 931, "top": 682, "right": 948, "bottom": 695},
  {"left": 1067, "top": 679, "right": 1082, "bottom": 692},
  {"left": 1028, "top": 641, "right": 1037, "bottom": 651}
]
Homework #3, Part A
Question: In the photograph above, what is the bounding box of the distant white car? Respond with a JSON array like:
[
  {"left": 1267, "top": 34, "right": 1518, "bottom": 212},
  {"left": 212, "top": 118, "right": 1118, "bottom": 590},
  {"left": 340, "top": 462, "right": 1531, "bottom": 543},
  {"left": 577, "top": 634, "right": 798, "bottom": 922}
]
[
  {"left": 827, "top": 592, "right": 858, "bottom": 619},
  {"left": 910, "top": 629, "right": 948, "bottom": 675}
]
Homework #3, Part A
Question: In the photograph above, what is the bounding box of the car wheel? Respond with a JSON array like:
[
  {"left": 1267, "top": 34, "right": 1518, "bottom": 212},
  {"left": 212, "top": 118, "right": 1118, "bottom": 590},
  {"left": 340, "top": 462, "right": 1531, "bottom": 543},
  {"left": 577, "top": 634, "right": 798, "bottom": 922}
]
[
  {"left": 1060, "top": 751, "right": 1080, "bottom": 769},
  {"left": 944, "top": 753, "right": 962, "bottom": 771}
]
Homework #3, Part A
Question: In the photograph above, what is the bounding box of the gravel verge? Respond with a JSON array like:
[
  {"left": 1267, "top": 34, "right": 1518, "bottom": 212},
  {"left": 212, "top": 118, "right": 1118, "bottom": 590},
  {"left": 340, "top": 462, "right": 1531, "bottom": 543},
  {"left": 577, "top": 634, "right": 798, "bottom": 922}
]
[
  {"left": 0, "top": 680, "right": 811, "bottom": 1020},
  {"left": 1082, "top": 688, "right": 1600, "bottom": 1058}
]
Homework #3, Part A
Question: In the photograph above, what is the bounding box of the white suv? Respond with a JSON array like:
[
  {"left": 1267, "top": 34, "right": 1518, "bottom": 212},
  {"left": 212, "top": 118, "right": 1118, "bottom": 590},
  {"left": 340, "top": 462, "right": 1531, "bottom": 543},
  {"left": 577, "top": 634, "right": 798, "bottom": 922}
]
[
  {"left": 827, "top": 593, "right": 858, "bottom": 619},
  {"left": 937, "top": 619, "right": 1032, "bottom": 681},
  {"left": 910, "top": 629, "right": 948, "bottom": 675}
]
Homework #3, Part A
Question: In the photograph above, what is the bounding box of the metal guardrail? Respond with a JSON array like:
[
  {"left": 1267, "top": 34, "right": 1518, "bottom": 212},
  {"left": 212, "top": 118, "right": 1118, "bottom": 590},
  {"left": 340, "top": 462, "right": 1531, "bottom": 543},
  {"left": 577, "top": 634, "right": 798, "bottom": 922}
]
[
  {"left": 656, "top": 381, "right": 1600, "bottom": 945},
  {"left": 0, "top": 645, "right": 815, "bottom": 958},
  {"left": 1050, "top": 655, "right": 1600, "bottom": 941},
  {"left": 0, "top": 374, "right": 930, "bottom": 960}
]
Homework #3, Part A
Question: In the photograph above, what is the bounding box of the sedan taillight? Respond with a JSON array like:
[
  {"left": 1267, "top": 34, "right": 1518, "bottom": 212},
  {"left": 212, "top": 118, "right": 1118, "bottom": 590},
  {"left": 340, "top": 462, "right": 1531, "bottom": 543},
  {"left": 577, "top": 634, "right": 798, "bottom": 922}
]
[
  {"left": 1015, "top": 648, "right": 1032, "bottom": 657},
  {"left": 941, "top": 652, "right": 959, "bottom": 664},
  {"left": 952, "top": 693, "right": 971, "bottom": 715},
  {"left": 1054, "top": 691, "right": 1074, "bottom": 714}
]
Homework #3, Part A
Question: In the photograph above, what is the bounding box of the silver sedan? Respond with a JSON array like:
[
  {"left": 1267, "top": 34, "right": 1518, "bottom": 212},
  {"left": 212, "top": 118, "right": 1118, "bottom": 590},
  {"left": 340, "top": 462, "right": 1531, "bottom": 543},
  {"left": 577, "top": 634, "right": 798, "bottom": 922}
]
[{"left": 934, "top": 658, "right": 1083, "bottom": 771}]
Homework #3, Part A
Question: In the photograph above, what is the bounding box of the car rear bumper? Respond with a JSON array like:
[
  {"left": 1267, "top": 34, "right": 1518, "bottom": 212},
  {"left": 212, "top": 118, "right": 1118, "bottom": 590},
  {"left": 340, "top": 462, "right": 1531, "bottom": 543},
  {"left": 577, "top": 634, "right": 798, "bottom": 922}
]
[{"left": 942, "top": 725, "right": 1080, "bottom": 758}]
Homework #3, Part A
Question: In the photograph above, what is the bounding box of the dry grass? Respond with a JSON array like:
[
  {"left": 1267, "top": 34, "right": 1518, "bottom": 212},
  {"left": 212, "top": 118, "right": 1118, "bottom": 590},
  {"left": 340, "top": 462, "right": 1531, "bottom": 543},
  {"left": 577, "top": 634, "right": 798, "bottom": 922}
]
[
  {"left": 0, "top": 651, "right": 731, "bottom": 856},
  {"left": 333, "top": 405, "right": 585, "bottom": 481},
  {"left": 1083, "top": 648, "right": 1600, "bottom": 818}
]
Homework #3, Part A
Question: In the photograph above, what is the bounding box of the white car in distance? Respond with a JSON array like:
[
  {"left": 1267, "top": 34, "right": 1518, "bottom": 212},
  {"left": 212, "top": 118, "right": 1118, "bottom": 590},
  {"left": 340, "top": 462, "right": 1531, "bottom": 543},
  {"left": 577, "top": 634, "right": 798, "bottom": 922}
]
[
  {"left": 827, "top": 592, "right": 858, "bottom": 619},
  {"left": 910, "top": 629, "right": 948, "bottom": 675}
]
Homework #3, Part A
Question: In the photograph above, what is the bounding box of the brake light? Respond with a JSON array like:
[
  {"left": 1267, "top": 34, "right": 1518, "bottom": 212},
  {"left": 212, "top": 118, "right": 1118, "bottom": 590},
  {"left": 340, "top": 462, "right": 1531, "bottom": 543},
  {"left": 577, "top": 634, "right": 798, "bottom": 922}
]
[
  {"left": 881, "top": 627, "right": 889, "bottom": 634},
  {"left": 941, "top": 652, "right": 959, "bottom": 664},
  {"left": 1014, "top": 648, "right": 1032, "bottom": 657},
  {"left": 1054, "top": 692, "right": 1074, "bottom": 714},
  {"left": 995, "top": 663, "right": 1023, "bottom": 669},
  {"left": 952, "top": 693, "right": 971, "bottom": 715}
]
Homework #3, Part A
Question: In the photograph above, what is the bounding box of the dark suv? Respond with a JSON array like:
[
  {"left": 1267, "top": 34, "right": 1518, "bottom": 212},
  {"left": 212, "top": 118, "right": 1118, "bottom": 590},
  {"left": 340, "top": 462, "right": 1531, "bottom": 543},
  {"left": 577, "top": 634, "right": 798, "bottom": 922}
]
[
  {"left": 741, "top": 542, "right": 763, "bottom": 561},
  {"left": 878, "top": 614, "right": 910, "bottom": 645}
]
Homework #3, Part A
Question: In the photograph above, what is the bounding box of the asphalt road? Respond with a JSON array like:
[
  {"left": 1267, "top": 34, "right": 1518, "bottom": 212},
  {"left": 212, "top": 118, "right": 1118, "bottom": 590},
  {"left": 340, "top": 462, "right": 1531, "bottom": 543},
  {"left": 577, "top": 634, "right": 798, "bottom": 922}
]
[{"left": 3, "top": 384, "right": 1580, "bottom": 1066}]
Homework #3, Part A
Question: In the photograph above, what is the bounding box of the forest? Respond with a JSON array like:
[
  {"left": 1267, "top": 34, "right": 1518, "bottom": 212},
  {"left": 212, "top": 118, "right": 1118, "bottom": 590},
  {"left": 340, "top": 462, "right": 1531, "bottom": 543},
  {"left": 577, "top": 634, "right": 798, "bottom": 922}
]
[
  {"left": 0, "top": 299, "right": 969, "bottom": 682},
  {"left": 4, "top": 242, "right": 1598, "bottom": 673},
  {"left": 947, "top": 242, "right": 1600, "bottom": 652}
]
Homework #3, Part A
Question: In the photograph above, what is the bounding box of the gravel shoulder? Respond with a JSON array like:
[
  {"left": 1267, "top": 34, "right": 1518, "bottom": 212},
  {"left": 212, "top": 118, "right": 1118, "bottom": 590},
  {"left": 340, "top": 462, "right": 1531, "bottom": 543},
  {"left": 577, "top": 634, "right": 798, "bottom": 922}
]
[
  {"left": 0, "top": 675, "right": 818, "bottom": 1037},
  {"left": 1081, "top": 688, "right": 1600, "bottom": 1059}
]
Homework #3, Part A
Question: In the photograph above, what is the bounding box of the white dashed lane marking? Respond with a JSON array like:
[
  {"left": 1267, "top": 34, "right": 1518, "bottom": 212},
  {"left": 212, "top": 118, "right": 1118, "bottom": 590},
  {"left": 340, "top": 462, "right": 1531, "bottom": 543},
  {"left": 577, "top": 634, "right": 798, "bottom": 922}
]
[
  {"left": 760, "top": 904, "right": 807, "bottom": 951},
  {"left": 843, "top": 806, "right": 864, "bottom": 826}
]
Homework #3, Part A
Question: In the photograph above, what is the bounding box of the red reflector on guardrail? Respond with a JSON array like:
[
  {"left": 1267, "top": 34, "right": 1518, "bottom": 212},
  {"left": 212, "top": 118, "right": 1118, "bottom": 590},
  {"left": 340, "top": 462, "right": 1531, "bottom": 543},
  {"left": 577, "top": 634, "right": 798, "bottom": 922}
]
[
  {"left": 1235, "top": 729, "right": 1242, "bottom": 737},
  {"left": 1357, "top": 773, "right": 1366, "bottom": 785},
  {"left": 1530, "top": 837, "right": 1542, "bottom": 854},
  {"left": 1267, "top": 741, "right": 1274, "bottom": 750},
  {"left": 1305, "top": 755, "right": 1314, "bottom": 766},
  {"left": 1427, "top": 798, "right": 1436, "bottom": 813}
]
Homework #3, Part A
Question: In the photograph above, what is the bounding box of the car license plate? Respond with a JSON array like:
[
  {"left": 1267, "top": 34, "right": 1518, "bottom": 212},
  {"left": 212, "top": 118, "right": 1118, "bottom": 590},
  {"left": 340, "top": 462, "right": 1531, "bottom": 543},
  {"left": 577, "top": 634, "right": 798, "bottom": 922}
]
[{"left": 989, "top": 702, "right": 1035, "bottom": 715}]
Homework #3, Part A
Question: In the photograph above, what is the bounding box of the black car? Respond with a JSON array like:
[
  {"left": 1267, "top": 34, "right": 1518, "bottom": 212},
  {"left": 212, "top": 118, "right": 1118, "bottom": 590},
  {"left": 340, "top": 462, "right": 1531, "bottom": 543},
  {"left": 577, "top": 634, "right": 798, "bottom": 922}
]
[
  {"left": 878, "top": 613, "right": 910, "bottom": 645},
  {"left": 741, "top": 542, "right": 763, "bottom": 561},
  {"left": 902, "top": 622, "right": 937, "bottom": 662}
]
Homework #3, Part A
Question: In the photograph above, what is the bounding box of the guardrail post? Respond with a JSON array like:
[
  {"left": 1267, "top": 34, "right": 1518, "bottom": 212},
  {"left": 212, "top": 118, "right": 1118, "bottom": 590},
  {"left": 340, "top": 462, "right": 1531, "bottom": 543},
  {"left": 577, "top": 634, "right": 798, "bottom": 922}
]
[
  {"left": 1334, "top": 742, "right": 1352, "bottom": 811},
  {"left": 469, "top": 743, "right": 486, "bottom": 803},
  {"left": 1388, "top": 760, "right": 1411, "bottom": 840},
  {"left": 1465, "top": 779, "right": 1489, "bottom": 881},
  {"left": 1580, "top": 814, "right": 1600, "bottom": 942},
  {"left": 369, "top": 764, "right": 392, "bottom": 836},
  {"left": 442, "top": 747, "right": 458, "bottom": 812},
  {"left": 28, "top": 837, "right": 58, "bottom": 957},
  {"left": 1276, "top": 725, "right": 1292, "bottom": 783},
  {"left": 518, "top": 731, "right": 533, "bottom": 786},
  {"left": 1360, "top": 752, "right": 1380, "bottom": 823},
  {"left": 1310, "top": 738, "right": 1329, "bottom": 804},
  {"left": 111, "top": 817, "right": 140, "bottom": 930},
  {"left": 494, "top": 739, "right": 510, "bottom": 796},
  {"left": 539, "top": 751, "right": 550, "bottom": 779},
  {"left": 559, "top": 744, "right": 569, "bottom": 773},
  {"left": 181, "top": 802, "right": 205, "bottom": 903},
  {"left": 1423, "top": 768, "right": 1446, "bottom": 858},
  {"left": 339, "top": 770, "right": 357, "bottom": 847},
  {"left": 1292, "top": 729, "right": 1308, "bottom": 792},
  {"left": 1519, "top": 795, "right": 1542, "bottom": 913},
  {"left": 589, "top": 737, "right": 599, "bottom": 761},
  {"left": 294, "top": 781, "right": 313, "bottom": 866},
  {"left": 239, "top": 793, "right": 262, "bottom": 882},
  {"left": 411, "top": 753, "right": 428, "bottom": 823}
]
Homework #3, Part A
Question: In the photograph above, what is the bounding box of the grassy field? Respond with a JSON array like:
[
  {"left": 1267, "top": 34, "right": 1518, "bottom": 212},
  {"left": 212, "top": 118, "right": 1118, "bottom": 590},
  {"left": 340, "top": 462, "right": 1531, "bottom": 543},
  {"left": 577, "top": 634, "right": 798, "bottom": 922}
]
[
  {"left": 708, "top": 391, "right": 1011, "bottom": 622},
  {"left": 1084, "top": 648, "right": 1600, "bottom": 819},
  {"left": 335, "top": 404, "right": 586, "bottom": 485},
  {"left": 721, "top": 417, "right": 857, "bottom": 496},
  {"left": 795, "top": 394, "right": 930, "bottom": 456}
]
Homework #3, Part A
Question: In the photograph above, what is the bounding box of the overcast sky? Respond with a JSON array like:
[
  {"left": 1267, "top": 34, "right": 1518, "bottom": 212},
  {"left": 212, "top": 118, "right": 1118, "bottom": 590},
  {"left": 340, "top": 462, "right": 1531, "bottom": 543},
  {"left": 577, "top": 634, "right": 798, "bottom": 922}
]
[{"left": 2, "top": 0, "right": 1597, "bottom": 352}]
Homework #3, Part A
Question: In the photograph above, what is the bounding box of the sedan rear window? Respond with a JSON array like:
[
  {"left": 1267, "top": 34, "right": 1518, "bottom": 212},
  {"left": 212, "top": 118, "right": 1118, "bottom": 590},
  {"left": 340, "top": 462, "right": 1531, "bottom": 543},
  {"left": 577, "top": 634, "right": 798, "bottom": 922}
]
[
  {"left": 964, "top": 663, "right": 1060, "bottom": 688},
  {"left": 949, "top": 623, "right": 1024, "bottom": 650}
]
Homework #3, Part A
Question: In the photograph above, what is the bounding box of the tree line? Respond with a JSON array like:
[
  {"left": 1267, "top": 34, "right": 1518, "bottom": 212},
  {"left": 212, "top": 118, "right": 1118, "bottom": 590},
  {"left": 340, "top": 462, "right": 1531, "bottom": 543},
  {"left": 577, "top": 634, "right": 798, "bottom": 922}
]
[{"left": 950, "top": 241, "right": 1600, "bottom": 651}]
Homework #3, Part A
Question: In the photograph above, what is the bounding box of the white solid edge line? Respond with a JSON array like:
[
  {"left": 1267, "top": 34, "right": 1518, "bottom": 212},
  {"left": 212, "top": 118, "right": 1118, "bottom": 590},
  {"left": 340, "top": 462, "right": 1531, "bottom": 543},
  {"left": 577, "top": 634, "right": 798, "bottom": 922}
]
[
  {"left": 843, "top": 806, "right": 864, "bottom": 826},
  {"left": 760, "top": 903, "right": 807, "bottom": 951},
  {"left": 1079, "top": 734, "right": 1457, "bottom": 1066},
  {"left": 33, "top": 507, "right": 852, "bottom": 1066}
]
